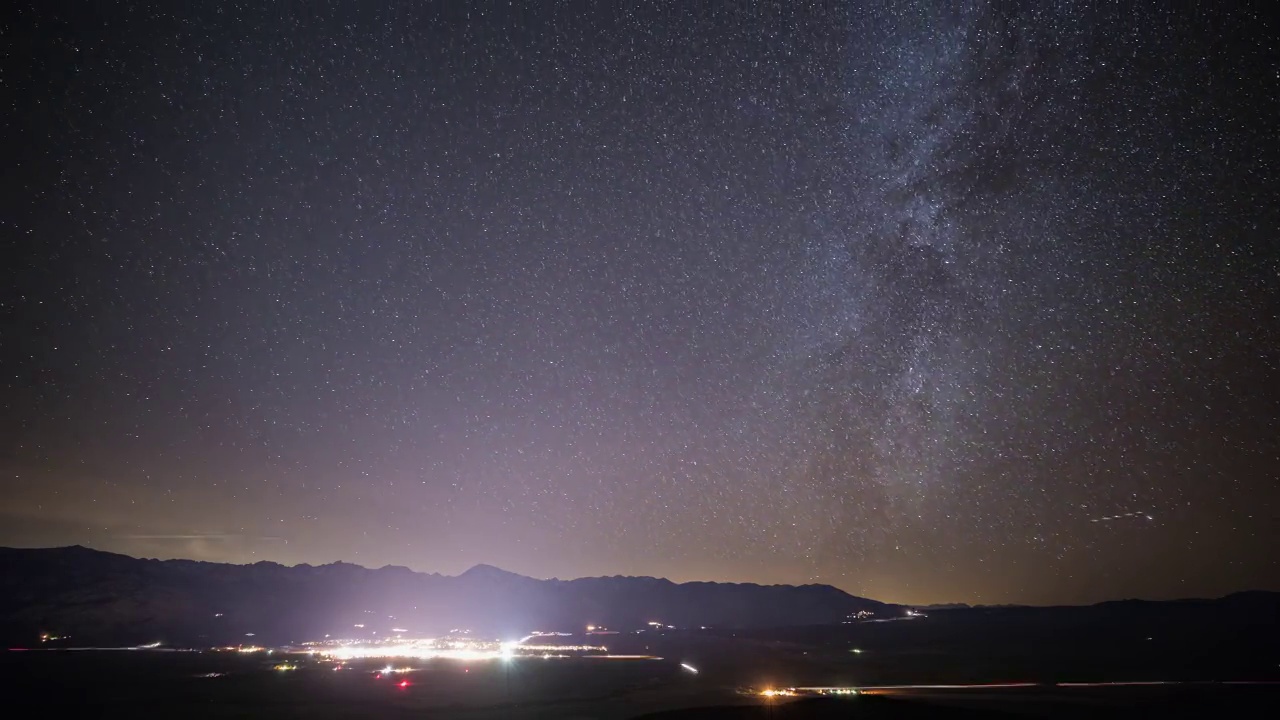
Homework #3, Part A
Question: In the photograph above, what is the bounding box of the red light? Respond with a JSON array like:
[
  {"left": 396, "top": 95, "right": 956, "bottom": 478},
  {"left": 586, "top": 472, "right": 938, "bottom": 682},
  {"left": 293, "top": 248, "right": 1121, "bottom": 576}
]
[
  {"left": 375, "top": 673, "right": 382, "bottom": 679},
  {"left": 398, "top": 680, "right": 410, "bottom": 688}
]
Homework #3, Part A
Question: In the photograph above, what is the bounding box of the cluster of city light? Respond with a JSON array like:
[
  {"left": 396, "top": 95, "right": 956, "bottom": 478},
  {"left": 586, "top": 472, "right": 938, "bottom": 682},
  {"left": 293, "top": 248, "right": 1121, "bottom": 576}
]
[
  {"left": 759, "top": 687, "right": 859, "bottom": 698},
  {"left": 760, "top": 689, "right": 796, "bottom": 697},
  {"left": 320, "top": 640, "right": 506, "bottom": 662},
  {"left": 225, "top": 646, "right": 266, "bottom": 654},
  {"left": 306, "top": 633, "right": 619, "bottom": 662}
]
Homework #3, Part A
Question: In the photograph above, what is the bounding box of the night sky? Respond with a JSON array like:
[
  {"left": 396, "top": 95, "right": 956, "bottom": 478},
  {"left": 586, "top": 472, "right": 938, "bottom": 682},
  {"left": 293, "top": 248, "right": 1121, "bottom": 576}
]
[{"left": 4, "top": 1, "right": 1277, "bottom": 606}]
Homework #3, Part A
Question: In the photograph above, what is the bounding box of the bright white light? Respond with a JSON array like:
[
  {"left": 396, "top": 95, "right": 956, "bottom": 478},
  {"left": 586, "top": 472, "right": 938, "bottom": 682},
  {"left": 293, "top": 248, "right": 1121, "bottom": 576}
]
[
  {"left": 680, "top": 663, "right": 698, "bottom": 674},
  {"left": 323, "top": 640, "right": 507, "bottom": 662},
  {"left": 313, "top": 634, "right": 624, "bottom": 663}
]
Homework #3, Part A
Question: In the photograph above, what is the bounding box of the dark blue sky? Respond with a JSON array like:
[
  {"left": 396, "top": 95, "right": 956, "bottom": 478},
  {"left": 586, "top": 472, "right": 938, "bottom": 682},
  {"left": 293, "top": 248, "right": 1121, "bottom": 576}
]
[{"left": 4, "top": 1, "right": 1277, "bottom": 604}]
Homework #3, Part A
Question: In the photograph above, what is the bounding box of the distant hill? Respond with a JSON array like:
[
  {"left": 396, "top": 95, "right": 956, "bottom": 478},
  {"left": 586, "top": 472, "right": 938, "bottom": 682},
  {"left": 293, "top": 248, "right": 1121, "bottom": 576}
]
[
  {"left": 5, "top": 546, "right": 1275, "bottom": 653},
  {"left": 0, "top": 546, "right": 891, "bottom": 646}
]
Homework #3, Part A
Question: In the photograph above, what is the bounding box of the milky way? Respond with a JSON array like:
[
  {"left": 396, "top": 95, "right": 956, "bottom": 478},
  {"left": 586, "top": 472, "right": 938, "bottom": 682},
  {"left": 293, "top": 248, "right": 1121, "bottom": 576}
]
[{"left": 4, "top": 1, "right": 1277, "bottom": 604}]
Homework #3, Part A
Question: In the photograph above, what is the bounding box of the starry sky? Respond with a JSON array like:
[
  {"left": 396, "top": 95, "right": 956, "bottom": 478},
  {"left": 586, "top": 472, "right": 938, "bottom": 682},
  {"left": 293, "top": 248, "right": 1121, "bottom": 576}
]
[{"left": 4, "top": 1, "right": 1277, "bottom": 606}]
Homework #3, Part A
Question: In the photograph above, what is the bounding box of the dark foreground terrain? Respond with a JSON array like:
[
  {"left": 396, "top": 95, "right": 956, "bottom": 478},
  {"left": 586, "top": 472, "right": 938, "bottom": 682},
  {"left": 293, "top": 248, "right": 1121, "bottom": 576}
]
[
  {"left": 638, "top": 685, "right": 1280, "bottom": 719},
  {"left": 5, "top": 651, "right": 705, "bottom": 719},
  {"left": 6, "top": 650, "right": 1279, "bottom": 719}
]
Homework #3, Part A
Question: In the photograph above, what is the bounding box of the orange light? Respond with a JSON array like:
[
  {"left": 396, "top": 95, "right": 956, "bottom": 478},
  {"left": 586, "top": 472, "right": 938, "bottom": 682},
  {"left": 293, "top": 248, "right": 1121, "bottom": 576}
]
[{"left": 761, "top": 689, "right": 794, "bottom": 698}]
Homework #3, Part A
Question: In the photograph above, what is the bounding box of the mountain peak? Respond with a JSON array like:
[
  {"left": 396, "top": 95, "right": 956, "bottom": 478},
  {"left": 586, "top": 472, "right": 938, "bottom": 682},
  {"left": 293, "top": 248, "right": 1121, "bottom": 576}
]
[{"left": 458, "top": 563, "right": 524, "bottom": 580}]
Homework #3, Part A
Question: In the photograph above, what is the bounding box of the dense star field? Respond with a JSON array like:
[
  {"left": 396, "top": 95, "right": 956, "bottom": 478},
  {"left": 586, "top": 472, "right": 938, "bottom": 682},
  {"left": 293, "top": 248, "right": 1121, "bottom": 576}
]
[{"left": 3, "top": 2, "right": 1276, "bottom": 605}]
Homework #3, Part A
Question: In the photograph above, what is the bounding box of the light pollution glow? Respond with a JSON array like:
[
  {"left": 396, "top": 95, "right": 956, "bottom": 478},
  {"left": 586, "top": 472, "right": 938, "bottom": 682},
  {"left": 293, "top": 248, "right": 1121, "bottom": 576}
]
[{"left": 313, "top": 635, "right": 612, "bottom": 662}]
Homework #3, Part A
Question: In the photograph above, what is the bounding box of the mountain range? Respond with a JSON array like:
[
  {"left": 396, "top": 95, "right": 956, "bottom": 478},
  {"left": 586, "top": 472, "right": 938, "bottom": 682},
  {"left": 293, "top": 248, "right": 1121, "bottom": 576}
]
[
  {"left": 0, "top": 546, "right": 890, "bottom": 645},
  {"left": 5, "top": 546, "right": 1277, "bottom": 654}
]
